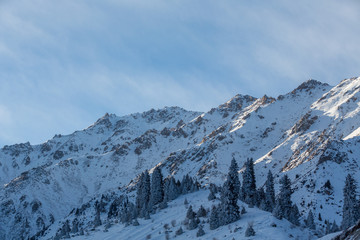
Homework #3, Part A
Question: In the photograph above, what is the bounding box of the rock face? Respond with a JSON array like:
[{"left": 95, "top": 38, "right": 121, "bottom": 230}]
[{"left": 1, "top": 77, "right": 360, "bottom": 239}]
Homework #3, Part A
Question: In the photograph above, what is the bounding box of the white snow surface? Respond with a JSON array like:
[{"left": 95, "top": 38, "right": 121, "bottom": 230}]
[{"left": 1, "top": 78, "right": 360, "bottom": 239}]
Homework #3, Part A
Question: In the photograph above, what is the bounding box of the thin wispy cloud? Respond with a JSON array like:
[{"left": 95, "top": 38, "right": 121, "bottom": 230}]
[{"left": 0, "top": 0, "right": 359, "bottom": 146}]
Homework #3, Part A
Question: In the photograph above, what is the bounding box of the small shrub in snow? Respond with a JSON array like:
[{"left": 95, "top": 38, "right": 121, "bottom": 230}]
[
  {"left": 241, "top": 206, "right": 246, "bottom": 214},
  {"left": 175, "top": 227, "right": 184, "bottom": 236},
  {"left": 132, "top": 219, "right": 139, "bottom": 226},
  {"left": 146, "top": 234, "right": 151, "bottom": 239},
  {"left": 245, "top": 222, "right": 255, "bottom": 237},
  {"left": 196, "top": 225, "right": 205, "bottom": 237},
  {"left": 163, "top": 223, "right": 169, "bottom": 230}
]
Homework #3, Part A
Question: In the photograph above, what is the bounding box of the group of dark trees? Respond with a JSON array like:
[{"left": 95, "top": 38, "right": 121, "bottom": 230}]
[
  {"left": 136, "top": 168, "right": 200, "bottom": 219},
  {"left": 54, "top": 167, "right": 200, "bottom": 239},
  {"left": 208, "top": 158, "right": 301, "bottom": 232},
  {"left": 54, "top": 159, "right": 360, "bottom": 239}
]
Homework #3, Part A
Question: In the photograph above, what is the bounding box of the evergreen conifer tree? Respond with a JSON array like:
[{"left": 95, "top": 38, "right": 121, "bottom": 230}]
[
  {"left": 136, "top": 170, "right": 151, "bottom": 217},
  {"left": 341, "top": 174, "right": 359, "bottom": 229},
  {"left": 71, "top": 218, "right": 79, "bottom": 233},
  {"left": 289, "top": 204, "right": 300, "bottom": 226},
  {"left": 209, "top": 205, "right": 220, "bottom": 230},
  {"left": 273, "top": 174, "right": 292, "bottom": 221},
  {"left": 197, "top": 205, "right": 207, "bottom": 218},
  {"left": 220, "top": 158, "right": 240, "bottom": 224},
  {"left": 331, "top": 220, "right": 339, "bottom": 233},
  {"left": 325, "top": 220, "right": 331, "bottom": 234},
  {"left": 241, "top": 158, "right": 257, "bottom": 206},
  {"left": 196, "top": 225, "right": 205, "bottom": 237},
  {"left": 306, "top": 210, "right": 316, "bottom": 230},
  {"left": 94, "top": 210, "right": 102, "bottom": 227},
  {"left": 264, "top": 170, "right": 275, "bottom": 212},
  {"left": 186, "top": 205, "right": 196, "bottom": 220},
  {"left": 164, "top": 176, "right": 180, "bottom": 202},
  {"left": 256, "top": 187, "right": 265, "bottom": 208},
  {"left": 150, "top": 167, "right": 164, "bottom": 209}
]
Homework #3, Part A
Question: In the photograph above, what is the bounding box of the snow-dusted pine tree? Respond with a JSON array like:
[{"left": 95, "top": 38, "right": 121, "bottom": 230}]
[
  {"left": 331, "top": 220, "right": 339, "bottom": 233},
  {"left": 264, "top": 170, "right": 275, "bottom": 212},
  {"left": 136, "top": 170, "right": 151, "bottom": 217},
  {"left": 341, "top": 174, "right": 359, "bottom": 229},
  {"left": 241, "top": 158, "right": 257, "bottom": 206},
  {"left": 256, "top": 187, "right": 265, "bottom": 208},
  {"left": 306, "top": 210, "right": 316, "bottom": 230},
  {"left": 164, "top": 176, "right": 180, "bottom": 202},
  {"left": 220, "top": 158, "right": 240, "bottom": 224},
  {"left": 186, "top": 205, "right": 196, "bottom": 220},
  {"left": 196, "top": 225, "right": 205, "bottom": 237},
  {"left": 209, "top": 205, "right": 220, "bottom": 230},
  {"left": 136, "top": 172, "right": 145, "bottom": 213},
  {"left": 273, "top": 174, "right": 293, "bottom": 220},
  {"left": 289, "top": 204, "right": 300, "bottom": 226},
  {"left": 94, "top": 210, "right": 102, "bottom": 228},
  {"left": 149, "top": 167, "right": 164, "bottom": 209}
]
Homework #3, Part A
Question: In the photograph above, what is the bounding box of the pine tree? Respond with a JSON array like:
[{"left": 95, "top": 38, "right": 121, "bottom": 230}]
[
  {"left": 325, "top": 220, "right": 331, "bottom": 234},
  {"left": 188, "top": 217, "right": 198, "bottom": 230},
  {"left": 136, "top": 170, "right": 151, "bottom": 218},
  {"left": 63, "top": 220, "right": 71, "bottom": 238},
  {"left": 342, "top": 174, "right": 359, "bottom": 230},
  {"left": 164, "top": 176, "right": 180, "bottom": 202},
  {"left": 150, "top": 167, "right": 164, "bottom": 209},
  {"left": 209, "top": 205, "right": 220, "bottom": 230},
  {"left": 136, "top": 172, "right": 145, "bottom": 213},
  {"left": 256, "top": 187, "right": 265, "bottom": 208},
  {"left": 119, "top": 196, "right": 136, "bottom": 224},
  {"left": 289, "top": 204, "right": 300, "bottom": 226},
  {"left": 71, "top": 218, "right": 79, "bottom": 233},
  {"left": 186, "top": 205, "right": 196, "bottom": 220},
  {"left": 331, "top": 220, "right": 339, "bottom": 233},
  {"left": 197, "top": 205, "right": 207, "bottom": 218},
  {"left": 264, "top": 170, "right": 275, "bottom": 212},
  {"left": 94, "top": 210, "right": 102, "bottom": 227},
  {"left": 306, "top": 210, "right": 316, "bottom": 230},
  {"left": 196, "top": 225, "right": 205, "bottom": 237},
  {"left": 229, "top": 158, "right": 241, "bottom": 199},
  {"left": 181, "top": 174, "right": 193, "bottom": 194},
  {"left": 273, "top": 174, "right": 293, "bottom": 221},
  {"left": 220, "top": 158, "right": 240, "bottom": 224},
  {"left": 241, "top": 158, "right": 257, "bottom": 206}
]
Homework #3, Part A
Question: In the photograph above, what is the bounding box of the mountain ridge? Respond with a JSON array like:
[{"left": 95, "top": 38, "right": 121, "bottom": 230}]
[{"left": 1, "top": 77, "right": 360, "bottom": 239}]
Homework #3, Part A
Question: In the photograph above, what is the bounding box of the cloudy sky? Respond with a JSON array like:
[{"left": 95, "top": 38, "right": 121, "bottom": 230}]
[{"left": 0, "top": 0, "right": 359, "bottom": 147}]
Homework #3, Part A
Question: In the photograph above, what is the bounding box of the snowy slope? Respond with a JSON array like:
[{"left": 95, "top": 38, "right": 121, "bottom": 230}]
[
  {"left": 42, "top": 190, "right": 316, "bottom": 240},
  {"left": 1, "top": 77, "right": 360, "bottom": 239}
]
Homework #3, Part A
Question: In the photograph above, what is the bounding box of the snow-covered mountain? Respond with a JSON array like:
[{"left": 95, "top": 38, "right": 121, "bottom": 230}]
[{"left": 1, "top": 77, "right": 360, "bottom": 239}]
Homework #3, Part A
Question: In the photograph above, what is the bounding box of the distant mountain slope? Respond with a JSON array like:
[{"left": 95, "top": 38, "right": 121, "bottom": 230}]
[{"left": 1, "top": 77, "right": 360, "bottom": 239}]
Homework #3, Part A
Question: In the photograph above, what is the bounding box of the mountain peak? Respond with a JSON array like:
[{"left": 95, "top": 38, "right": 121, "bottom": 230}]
[
  {"left": 218, "top": 94, "right": 257, "bottom": 112},
  {"left": 291, "top": 79, "right": 329, "bottom": 95}
]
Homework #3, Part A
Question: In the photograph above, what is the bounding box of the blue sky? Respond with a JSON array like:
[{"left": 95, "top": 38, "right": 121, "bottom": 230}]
[{"left": 0, "top": 0, "right": 360, "bottom": 147}]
